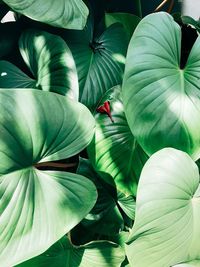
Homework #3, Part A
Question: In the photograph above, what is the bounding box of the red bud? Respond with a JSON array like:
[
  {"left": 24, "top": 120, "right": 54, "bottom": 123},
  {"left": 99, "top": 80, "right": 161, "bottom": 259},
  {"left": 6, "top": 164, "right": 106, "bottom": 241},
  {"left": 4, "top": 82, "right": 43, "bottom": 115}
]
[{"left": 96, "top": 101, "right": 114, "bottom": 123}]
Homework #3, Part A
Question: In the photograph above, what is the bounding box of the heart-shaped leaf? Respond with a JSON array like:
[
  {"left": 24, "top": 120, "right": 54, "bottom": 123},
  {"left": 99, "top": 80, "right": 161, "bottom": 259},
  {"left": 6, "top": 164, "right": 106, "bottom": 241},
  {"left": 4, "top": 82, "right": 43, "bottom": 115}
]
[
  {"left": 0, "top": 29, "right": 79, "bottom": 99},
  {"left": 88, "top": 86, "right": 148, "bottom": 196},
  {"left": 122, "top": 12, "right": 200, "bottom": 160},
  {"left": 126, "top": 148, "right": 200, "bottom": 267},
  {"left": 2, "top": 0, "right": 89, "bottom": 29},
  {"left": 62, "top": 17, "right": 128, "bottom": 111},
  {"left": 0, "top": 89, "right": 96, "bottom": 266},
  {"left": 16, "top": 236, "right": 125, "bottom": 267}
]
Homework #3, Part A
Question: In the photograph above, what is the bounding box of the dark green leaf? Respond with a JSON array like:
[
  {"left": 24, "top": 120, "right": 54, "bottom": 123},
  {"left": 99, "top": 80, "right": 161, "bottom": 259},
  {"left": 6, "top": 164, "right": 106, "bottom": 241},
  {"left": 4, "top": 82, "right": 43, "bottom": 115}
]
[
  {"left": 17, "top": 236, "right": 125, "bottom": 267},
  {"left": 62, "top": 18, "right": 128, "bottom": 111},
  {"left": 105, "top": 13, "right": 141, "bottom": 40},
  {"left": 88, "top": 86, "right": 148, "bottom": 196}
]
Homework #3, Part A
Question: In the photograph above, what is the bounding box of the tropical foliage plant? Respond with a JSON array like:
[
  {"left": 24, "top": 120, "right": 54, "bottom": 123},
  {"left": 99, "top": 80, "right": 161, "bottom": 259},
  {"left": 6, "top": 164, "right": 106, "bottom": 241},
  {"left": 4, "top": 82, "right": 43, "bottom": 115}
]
[{"left": 0, "top": 0, "right": 199, "bottom": 266}]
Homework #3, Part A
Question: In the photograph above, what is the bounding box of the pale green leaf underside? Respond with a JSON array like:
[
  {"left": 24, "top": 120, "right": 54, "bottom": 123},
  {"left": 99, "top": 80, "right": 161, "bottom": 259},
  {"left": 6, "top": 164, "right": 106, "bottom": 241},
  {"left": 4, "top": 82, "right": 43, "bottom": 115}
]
[
  {"left": 0, "top": 169, "right": 97, "bottom": 267},
  {"left": 0, "top": 89, "right": 95, "bottom": 174},
  {"left": 126, "top": 148, "right": 200, "bottom": 267},
  {"left": 64, "top": 21, "right": 128, "bottom": 111},
  {"left": 17, "top": 237, "right": 125, "bottom": 267},
  {"left": 122, "top": 12, "right": 200, "bottom": 160},
  {"left": 88, "top": 86, "right": 148, "bottom": 196},
  {"left": 2, "top": 0, "right": 89, "bottom": 29}
]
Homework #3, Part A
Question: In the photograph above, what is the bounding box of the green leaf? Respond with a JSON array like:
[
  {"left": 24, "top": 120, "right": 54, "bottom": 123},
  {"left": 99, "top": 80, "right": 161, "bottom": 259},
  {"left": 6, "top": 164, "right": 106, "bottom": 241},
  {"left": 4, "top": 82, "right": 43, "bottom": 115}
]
[
  {"left": 62, "top": 18, "right": 128, "bottom": 111},
  {"left": 0, "top": 29, "right": 79, "bottom": 99},
  {"left": 88, "top": 85, "right": 148, "bottom": 196},
  {"left": 105, "top": 13, "right": 141, "bottom": 40},
  {"left": 0, "top": 60, "right": 36, "bottom": 88},
  {"left": 182, "top": 16, "right": 200, "bottom": 32},
  {"left": 77, "top": 157, "right": 124, "bottom": 236},
  {"left": 17, "top": 236, "right": 125, "bottom": 267},
  {"left": 0, "top": 89, "right": 96, "bottom": 266},
  {"left": 122, "top": 12, "right": 200, "bottom": 160},
  {"left": 2, "top": 0, "right": 89, "bottom": 30},
  {"left": 126, "top": 148, "right": 200, "bottom": 267}
]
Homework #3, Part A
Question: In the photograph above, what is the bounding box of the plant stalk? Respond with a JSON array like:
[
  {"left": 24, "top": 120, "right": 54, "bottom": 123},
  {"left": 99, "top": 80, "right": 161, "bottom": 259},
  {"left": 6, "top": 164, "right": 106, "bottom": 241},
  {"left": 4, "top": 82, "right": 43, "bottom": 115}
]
[
  {"left": 135, "top": 0, "right": 142, "bottom": 18},
  {"left": 34, "top": 162, "right": 77, "bottom": 169}
]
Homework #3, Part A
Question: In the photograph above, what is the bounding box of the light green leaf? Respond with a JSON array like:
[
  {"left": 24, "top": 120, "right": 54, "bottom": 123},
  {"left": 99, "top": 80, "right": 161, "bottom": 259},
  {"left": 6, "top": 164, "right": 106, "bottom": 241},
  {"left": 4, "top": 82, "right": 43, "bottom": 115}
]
[
  {"left": 62, "top": 18, "right": 128, "bottom": 111},
  {"left": 88, "top": 86, "right": 148, "bottom": 196},
  {"left": 122, "top": 12, "right": 200, "bottom": 160},
  {"left": 17, "top": 236, "right": 125, "bottom": 267},
  {"left": 0, "top": 60, "right": 36, "bottom": 88},
  {"left": 1, "top": 169, "right": 96, "bottom": 267},
  {"left": 0, "top": 89, "right": 96, "bottom": 266},
  {"left": 2, "top": 0, "right": 89, "bottom": 29},
  {"left": 126, "top": 148, "right": 200, "bottom": 267},
  {"left": 105, "top": 13, "right": 141, "bottom": 40}
]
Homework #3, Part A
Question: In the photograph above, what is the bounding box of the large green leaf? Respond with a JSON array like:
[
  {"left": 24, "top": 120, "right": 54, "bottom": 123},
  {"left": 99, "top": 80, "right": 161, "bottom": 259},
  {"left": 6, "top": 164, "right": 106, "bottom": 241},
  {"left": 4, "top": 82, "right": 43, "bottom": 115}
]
[
  {"left": 0, "top": 29, "right": 79, "bottom": 99},
  {"left": 17, "top": 236, "right": 125, "bottom": 267},
  {"left": 88, "top": 86, "right": 148, "bottom": 196},
  {"left": 122, "top": 12, "right": 200, "bottom": 160},
  {"left": 2, "top": 0, "right": 89, "bottom": 29},
  {"left": 62, "top": 17, "right": 128, "bottom": 111},
  {"left": 126, "top": 148, "right": 200, "bottom": 267},
  {"left": 0, "top": 89, "right": 96, "bottom": 266}
]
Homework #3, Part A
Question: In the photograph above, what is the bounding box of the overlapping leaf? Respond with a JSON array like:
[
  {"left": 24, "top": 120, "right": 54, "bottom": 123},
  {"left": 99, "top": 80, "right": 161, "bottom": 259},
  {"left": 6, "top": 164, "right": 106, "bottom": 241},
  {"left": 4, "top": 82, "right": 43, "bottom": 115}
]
[
  {"left": 62, "top": 17, "right": 128, "bottom": 111},
  {"left": 122, "top": 12, "right": 200, "bottom": 160},
  {"left": 126, "top": 148, "right": 200, "bottom": 267},
  {"left": 2, "top": 0, "right": 89, "bottom": 29},
  {"left": 0, "top": 89, "right": 96, "bottom": 266},
  {"left": 0, "top": 29, "right": 79, "bottom": 99},
  {"left": 17, "top": 236, "right": 125, "bottom": 267},
  {"left": 88, "top": 86, "right": 148, "bottom": 196},
  {"left": 105, "top": 13, "right": 140, "bottom": 40}
]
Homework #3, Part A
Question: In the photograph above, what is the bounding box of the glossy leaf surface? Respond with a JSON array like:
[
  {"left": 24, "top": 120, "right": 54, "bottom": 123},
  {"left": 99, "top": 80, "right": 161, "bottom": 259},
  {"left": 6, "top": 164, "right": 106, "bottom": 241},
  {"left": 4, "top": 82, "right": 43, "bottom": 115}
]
[
  {"left": 2, "top": 0, "right": 89, "bottom": 29},
  {"left": 122, "top": 12, "right": 200, "bottom": 160},
  {"left": 88, "top": 86, "right": 148, "bottom": 196},
  {"left": 0, "top": 89, "right": 96, "bottom": 266}
]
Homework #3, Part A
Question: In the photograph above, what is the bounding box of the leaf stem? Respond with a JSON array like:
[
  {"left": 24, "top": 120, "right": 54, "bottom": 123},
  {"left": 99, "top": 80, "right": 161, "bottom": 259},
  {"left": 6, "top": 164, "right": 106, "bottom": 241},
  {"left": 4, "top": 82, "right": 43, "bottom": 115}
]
[
  {"left": 167, "top": 0, "right": 174, "bottom": 13},
  {"left": 135, "top": 0, "right": 142, "bottom": 18},
  {"left": 154, "top": 0, "right": 169, "bottom": 11},
  {"left": 34, "top": 162, "right": 77, "bottom": 169}
]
